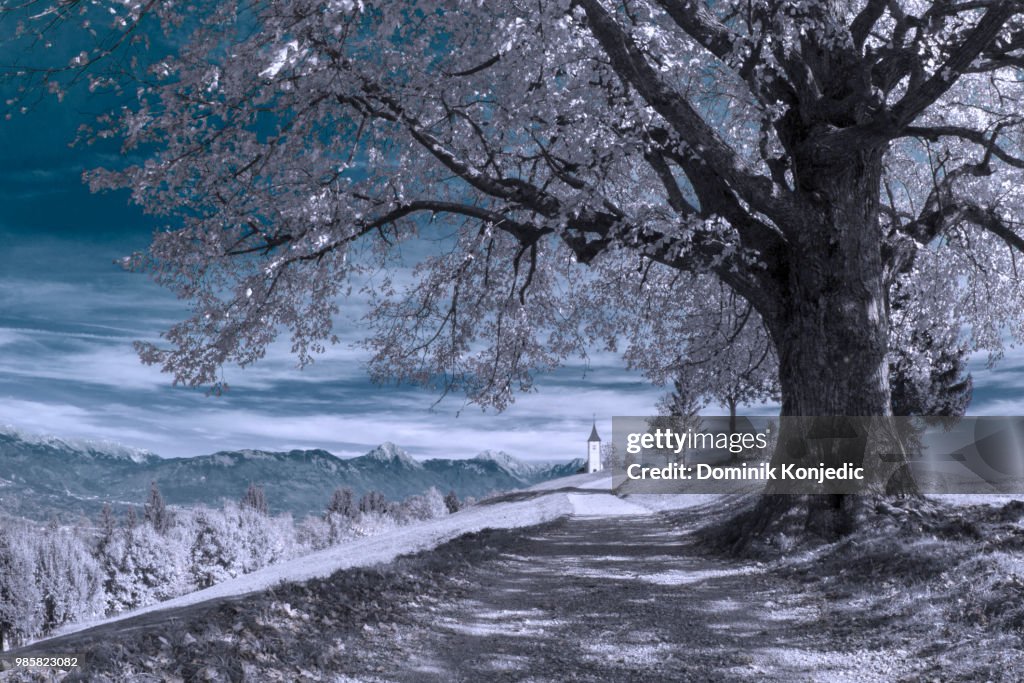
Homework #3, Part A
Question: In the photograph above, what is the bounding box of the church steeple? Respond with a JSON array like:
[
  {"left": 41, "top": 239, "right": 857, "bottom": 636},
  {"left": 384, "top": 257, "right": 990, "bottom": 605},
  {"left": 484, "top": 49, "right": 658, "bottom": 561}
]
[{"left": 586, "top": 415, "right": 602, "bottom": 473}]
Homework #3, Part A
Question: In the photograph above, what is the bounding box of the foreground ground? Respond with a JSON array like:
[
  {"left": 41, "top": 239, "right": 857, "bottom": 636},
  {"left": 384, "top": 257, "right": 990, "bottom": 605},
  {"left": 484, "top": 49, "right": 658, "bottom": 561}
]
[{"left": 4, "top": 482, "right": 1024, "bottom": 681}]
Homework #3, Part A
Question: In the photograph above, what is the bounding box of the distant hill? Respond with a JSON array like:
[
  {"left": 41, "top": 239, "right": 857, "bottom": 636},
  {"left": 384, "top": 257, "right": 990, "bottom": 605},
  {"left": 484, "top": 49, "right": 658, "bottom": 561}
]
[{"left": 0, "top": 427, "right": 584, "bottom": 521}]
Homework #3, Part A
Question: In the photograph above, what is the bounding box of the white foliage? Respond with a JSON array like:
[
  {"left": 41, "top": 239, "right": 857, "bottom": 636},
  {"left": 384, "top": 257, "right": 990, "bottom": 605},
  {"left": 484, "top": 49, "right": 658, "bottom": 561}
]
[
  {"left": 34, "top": 527, "right": 106, "bottom": 633},
  {"left": 99, "top": 521, "right": 189, "bottom": 612},
  {"left": 399, "top": 487, "right": 449, "bottom": 522},
  {"left": 0, "top": 524, "right": 41, "bottom": 650}
]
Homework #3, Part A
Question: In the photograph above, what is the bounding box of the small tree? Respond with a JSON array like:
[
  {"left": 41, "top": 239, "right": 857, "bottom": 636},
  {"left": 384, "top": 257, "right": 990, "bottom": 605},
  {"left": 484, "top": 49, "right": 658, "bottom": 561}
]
[
  {"left": 657, "top": 378, "right": 704, "bottom": 433},
  {"left": 229, "top": 503, "right": 289, "bottom": 574},
  {"left": 358, "top": 490, "right": 389, "bottom": 516},
  {"left": 655, "top": 286, "right": 779, "bottom": 436},
  {"left": 100, "top": 519, "right": 187, "bottom": 613},
  {"left": 296, "top": 515, "right": 332, "bottom": 553},
  {"left": 323, "top": 487, "right": 358, "bottom": 543},
  {"left": 401, "top": 488, "right": 448, "bottom": 521},
  {"left": 600, "top": 443, "right": 621, "bottom": 471},
  {"left": 34, "top": 528, "right": 105, "bottom": 634},
  {"left": 240, "top": 483, "right": 269, "bottom": 515},
  {"left": 443, "top": 490, "right": 460, "bottom": 514},
  {"left": 99, "top": 503, "right": 116, "bottom": 542},
  {"left": 143, "top": 481, "right": 170, "bottom": 534},
  {"left": 96, "top": 507, "right": 162, "bottom": 613},
  {"left": 188, "top": 508, "right": 235, "bottom": 590},
  {"left": 325, "top": 487, "right": 356, "bottom": 519}
]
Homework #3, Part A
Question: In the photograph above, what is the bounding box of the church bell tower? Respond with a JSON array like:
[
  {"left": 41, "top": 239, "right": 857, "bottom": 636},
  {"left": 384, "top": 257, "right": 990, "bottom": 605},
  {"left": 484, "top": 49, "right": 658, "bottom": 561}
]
[{"left": 587, "top": 418, "right": 602, "bottom": 473}]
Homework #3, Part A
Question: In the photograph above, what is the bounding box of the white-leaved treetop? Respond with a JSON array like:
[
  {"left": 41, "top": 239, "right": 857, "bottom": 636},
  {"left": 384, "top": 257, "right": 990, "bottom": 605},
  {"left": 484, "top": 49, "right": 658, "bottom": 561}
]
[{"left": 6, "top": 0, "right": 1024, "bottom": 534}]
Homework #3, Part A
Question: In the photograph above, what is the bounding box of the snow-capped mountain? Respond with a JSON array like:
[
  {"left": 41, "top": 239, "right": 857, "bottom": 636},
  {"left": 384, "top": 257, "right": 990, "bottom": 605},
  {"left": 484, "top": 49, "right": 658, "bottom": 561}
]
[
  {"left": 0, "top": 427, "right": 584, "bottom": 521},
  {"left": 473, "top": 450, "right": 539, "bottom": 479},
  {"left": 358, "top": 442, "right": 424, "bottom": 469},
  {"left": 0, "top": 425, "right": 159, "bottom": 464}
]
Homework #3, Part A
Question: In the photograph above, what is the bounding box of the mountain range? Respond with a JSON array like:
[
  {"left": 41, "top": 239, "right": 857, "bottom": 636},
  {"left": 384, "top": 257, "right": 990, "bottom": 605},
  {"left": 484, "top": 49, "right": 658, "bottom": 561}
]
[{"left": 0, "top": 428, "right": 584, "bottom": 521}]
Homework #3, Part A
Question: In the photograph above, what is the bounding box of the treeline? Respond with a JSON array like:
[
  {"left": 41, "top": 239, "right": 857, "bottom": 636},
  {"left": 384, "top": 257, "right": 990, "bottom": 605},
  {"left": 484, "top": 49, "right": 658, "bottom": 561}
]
[{"left": 0, "top": 483, "right": 462, "bottom": 650}]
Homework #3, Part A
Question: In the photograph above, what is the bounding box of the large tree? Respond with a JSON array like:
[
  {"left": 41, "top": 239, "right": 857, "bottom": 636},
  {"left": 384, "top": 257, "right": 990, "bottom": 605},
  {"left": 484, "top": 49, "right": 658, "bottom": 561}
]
[{"left": 7, "top": 0, "right": 1024, "bottom": 532}]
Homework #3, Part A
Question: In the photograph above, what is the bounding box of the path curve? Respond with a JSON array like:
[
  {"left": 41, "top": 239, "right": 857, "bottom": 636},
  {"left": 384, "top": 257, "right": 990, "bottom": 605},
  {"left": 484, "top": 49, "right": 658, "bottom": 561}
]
[{"left": 336, "top": 503, "right": 919, "bottom": 682}]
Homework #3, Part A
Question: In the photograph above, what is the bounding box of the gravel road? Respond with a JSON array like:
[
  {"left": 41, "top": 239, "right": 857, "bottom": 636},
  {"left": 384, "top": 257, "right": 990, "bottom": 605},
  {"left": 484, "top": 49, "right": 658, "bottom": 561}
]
[{"left": 333, "top": 500, "right": 923, "bottom": 682}]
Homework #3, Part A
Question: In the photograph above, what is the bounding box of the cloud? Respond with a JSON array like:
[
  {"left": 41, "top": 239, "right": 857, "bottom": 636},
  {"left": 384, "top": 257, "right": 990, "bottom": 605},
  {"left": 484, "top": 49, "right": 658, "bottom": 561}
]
[
  {"left": 0, "top": 399, "right": 167, "bottom": 449},
  {"left": 0, "top": 234, "right": 674, "bottom": 461},
  {"left": 0, "top": 362, "right": 667, "bottom": 461}
]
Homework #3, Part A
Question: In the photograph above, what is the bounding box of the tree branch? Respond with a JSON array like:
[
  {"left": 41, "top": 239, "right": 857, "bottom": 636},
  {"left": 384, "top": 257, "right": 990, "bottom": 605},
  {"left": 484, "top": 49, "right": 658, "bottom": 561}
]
[
  {"left": 850, "top": 0, "right": 889, "bottom": 51},
  {"left": 653, "top": 0, "right": 794, "bottom": 107},
  {"left": 890, "top": 1, "right": 1016, "bottom": 128},
  {"left": 573, "top": 0, "right": 796, "bottom": 227},
  {"left": 902, "top": 123, "right": 1024, "bottom": 169},
  {"left": 962, "top": 203, "right": 1024, "bottom": 254}
]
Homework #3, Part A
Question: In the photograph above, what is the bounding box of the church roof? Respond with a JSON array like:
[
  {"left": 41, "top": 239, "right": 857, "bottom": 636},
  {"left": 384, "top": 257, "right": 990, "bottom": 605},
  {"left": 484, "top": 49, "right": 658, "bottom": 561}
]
[{"left": 588, "top": 422, "right": 601, "bottom": 442}]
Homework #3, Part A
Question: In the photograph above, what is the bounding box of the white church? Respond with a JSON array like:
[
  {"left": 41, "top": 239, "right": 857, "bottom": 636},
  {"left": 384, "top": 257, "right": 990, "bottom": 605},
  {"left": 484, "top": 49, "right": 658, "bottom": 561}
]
[{"left": 587, "top": 419, "right": 602, "bottom": 473}]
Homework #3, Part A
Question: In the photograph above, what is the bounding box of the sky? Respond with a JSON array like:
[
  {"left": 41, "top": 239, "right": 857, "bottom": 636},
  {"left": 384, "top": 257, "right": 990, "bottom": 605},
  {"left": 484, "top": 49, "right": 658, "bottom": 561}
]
[
  {"left": 0, "top": 78, "right": 677, "bottom": 461},
  {"left": 0, "top": 226, "right": 671, "bottom": 461},
  {"left": 0, "top": 39, "right": 1020, "bottom": 463}
]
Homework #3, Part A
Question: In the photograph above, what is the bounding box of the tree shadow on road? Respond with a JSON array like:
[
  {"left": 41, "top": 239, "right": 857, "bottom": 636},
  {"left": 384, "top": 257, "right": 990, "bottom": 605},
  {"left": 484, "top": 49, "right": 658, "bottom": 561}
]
[
  {"left": 342, "top": 513, "right": 921, "bottom": 682},
  {"left": 7, "top": 503, "right": 989, "bottom": 682}
]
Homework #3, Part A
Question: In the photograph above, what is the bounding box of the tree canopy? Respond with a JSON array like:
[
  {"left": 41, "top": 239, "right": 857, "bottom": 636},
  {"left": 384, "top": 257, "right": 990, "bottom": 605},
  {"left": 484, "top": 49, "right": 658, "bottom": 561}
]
[{"left": 5, "top": 0, "right": 1024, "bottom": 419}]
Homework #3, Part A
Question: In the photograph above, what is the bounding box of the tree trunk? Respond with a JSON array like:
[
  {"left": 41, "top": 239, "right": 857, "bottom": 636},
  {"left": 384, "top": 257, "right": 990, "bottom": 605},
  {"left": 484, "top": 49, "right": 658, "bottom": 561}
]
[
  {"left": 739, "top": 149, "right": 920, "bottom": 544},
  {"left": 770, "top": 147, "right": 892, "bottom": 416}
]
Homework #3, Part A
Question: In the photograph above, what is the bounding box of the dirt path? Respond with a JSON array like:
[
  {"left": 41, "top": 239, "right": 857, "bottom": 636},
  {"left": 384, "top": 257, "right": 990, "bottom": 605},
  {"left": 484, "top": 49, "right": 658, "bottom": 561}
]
[
  {"left": 337, "top": 496, "right": 922, "bottom": 683},
  {"left": 8, "top": 491, "right": 989, "bottom": 681}
]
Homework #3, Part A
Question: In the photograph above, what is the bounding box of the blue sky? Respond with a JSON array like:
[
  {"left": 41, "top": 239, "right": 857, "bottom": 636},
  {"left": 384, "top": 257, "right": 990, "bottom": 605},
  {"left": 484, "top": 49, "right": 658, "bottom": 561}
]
[{"left": 0, "top": 55, "right": 1019, "bottom": 462}]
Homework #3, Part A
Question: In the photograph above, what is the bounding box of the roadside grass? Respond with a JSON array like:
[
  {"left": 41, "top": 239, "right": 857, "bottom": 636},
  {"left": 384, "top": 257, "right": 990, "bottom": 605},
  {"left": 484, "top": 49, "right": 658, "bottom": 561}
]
[
  {"left": 761, "top": 497, "right": 1024, "bottom": 681},
  {"left": 0, "top": 526, "right": 539, "bottom": 683}
]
